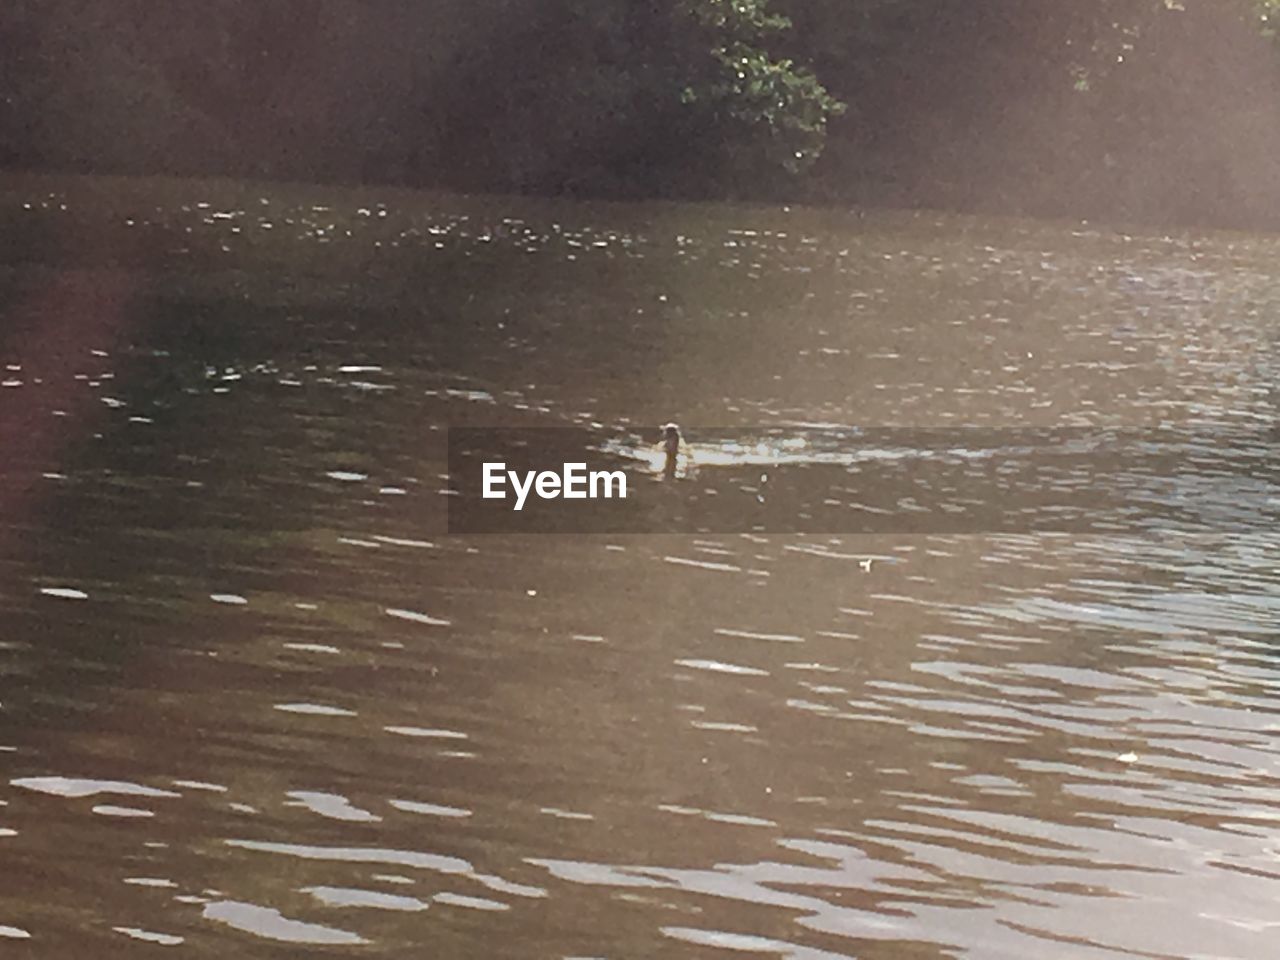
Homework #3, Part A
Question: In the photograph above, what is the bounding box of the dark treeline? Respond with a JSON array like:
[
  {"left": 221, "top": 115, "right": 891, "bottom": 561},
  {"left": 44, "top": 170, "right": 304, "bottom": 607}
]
[{"left": 3, "top": 0, "right": 1280, "bottom": 228}]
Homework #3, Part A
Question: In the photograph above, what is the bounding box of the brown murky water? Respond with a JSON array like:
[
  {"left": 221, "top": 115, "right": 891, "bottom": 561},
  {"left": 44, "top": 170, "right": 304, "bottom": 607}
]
[{"left": 1, "top": 185, "right": 1278, "bottom": 958}]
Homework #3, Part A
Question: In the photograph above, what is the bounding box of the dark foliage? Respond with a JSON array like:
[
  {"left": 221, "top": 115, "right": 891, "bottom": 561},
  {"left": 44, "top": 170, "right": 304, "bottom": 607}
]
[{"left": 2, "top": 0, "right": 1279, "bottom": 226}]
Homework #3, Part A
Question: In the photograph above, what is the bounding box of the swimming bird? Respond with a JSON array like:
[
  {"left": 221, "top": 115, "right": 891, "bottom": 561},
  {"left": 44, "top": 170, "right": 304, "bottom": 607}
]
[
  {"left": 660, "top": 422, "right": 691, "bottom": 478},
  {"left": 661, "top": 423, "right": 681, "bottom": 456}
]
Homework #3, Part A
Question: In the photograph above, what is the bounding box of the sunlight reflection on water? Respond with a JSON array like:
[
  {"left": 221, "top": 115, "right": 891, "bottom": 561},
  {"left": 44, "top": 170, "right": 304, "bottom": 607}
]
[{"left": 0, "top": 187, "right": 1277, "bottom": 958}]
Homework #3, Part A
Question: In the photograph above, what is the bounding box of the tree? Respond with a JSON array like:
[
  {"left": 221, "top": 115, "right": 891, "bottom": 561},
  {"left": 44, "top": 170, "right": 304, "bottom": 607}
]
[{"left": 677, "top": 0, "right": 846, "bottom": 176}]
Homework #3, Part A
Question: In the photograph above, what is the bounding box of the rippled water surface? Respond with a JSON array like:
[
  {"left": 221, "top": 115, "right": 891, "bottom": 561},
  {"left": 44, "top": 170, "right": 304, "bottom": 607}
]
[{"left": 1, "top": 181, "right": 1278, "bottom": 958}]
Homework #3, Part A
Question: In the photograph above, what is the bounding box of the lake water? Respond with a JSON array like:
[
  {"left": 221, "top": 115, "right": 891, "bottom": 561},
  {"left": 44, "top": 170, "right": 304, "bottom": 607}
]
[{"left": 1, "top": 182, "right": 1278, "bottom": 958}]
